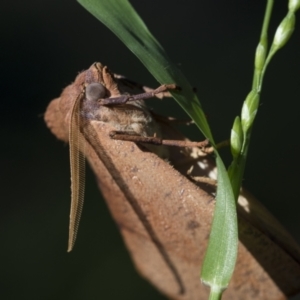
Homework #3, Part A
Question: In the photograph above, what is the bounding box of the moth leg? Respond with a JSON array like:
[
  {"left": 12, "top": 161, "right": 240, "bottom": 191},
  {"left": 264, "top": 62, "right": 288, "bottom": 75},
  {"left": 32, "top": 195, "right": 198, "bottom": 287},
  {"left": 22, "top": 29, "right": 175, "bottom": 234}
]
[
  {"left": 99, "top": 84, "right": 179, "bottom": 106},
  {"left": 109, "top": 130, "right": 212, "bottom": 153},
  {"left": 114, "top": 75, "right": 174, "bottom": 99},
  {"left": 215, "top": 139, "right": 230, "bottom": 150}
]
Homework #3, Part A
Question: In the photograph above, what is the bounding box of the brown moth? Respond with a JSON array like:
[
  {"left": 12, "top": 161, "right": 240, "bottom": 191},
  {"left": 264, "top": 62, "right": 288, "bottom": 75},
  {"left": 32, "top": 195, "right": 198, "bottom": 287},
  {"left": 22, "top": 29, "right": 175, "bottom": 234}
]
[
  {"left": 67, "top": 62, "right": 209, "bottom": 252},
  {"left": 45, "top": 63, "right": 300, "bottom": 299}
]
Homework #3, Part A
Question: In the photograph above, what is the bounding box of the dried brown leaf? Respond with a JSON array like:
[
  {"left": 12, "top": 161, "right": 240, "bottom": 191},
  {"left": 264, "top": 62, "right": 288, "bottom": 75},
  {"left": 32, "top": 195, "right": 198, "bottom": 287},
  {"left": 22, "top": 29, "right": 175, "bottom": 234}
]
[{"left": 44, "top": 64, "right": 300, "bottom": 300}]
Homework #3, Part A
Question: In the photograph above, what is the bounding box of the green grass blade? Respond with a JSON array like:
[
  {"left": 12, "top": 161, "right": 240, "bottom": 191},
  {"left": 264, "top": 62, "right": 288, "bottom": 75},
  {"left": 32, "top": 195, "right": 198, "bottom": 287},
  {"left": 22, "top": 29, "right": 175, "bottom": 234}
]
[
  {"left": 77, "top": 0, "right": 237, "bottom": 297},
  {"left": 77, "top": 0, "right": 213, "bottom": 141},
  {"left": 201, "top": 155, "right": 237, "bottom": 293}
]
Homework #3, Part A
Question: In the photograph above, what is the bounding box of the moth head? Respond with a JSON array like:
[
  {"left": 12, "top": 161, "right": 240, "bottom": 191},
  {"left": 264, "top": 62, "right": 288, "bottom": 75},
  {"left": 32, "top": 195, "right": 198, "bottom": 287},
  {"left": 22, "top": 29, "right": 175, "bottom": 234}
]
[{"left": 86, "top": 82, "right": 106, "bottom": 102}]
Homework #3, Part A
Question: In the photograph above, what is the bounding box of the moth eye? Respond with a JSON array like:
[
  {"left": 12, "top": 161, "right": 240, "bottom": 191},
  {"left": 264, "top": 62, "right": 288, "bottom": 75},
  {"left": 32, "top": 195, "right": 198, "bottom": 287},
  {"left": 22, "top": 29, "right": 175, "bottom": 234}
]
[{"left": 86, "top": 83, "right": 106, "bottom": 101}]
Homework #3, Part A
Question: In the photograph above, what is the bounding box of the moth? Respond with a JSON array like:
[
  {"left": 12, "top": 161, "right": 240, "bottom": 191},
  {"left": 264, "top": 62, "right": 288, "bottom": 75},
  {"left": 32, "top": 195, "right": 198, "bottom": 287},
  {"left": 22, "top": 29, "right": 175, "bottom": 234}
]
[
  {"left": 45, "top": 63, "right": 300, "bottom": 299},
  {"left": 68, "top": 62, "right": 210, "bottom": 252}
]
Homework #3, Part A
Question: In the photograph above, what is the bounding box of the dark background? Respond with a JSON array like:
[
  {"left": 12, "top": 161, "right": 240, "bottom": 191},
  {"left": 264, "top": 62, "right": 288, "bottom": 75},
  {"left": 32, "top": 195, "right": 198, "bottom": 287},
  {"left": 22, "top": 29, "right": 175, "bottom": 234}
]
[{"left": 1, "top": 1, "right": 300, "bottom": 299}]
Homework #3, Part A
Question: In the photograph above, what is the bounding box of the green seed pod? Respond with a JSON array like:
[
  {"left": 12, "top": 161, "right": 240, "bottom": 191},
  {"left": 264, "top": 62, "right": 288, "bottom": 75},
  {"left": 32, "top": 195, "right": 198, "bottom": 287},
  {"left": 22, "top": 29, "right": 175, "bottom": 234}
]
[
  {"left": 230, "top": 116, "right": 243, "bottom": 158},
  {"left": 273, "top": 12, "right": 295, "bottom": 50},
  {"left": 255, "top": 41, "right": 267, "bottom": 72},
  {"left": 241, "top": 90, "right": 259, "bottom": 133},
  {"left": 289, "top": 0, "right": 300, "bottom": 12}
]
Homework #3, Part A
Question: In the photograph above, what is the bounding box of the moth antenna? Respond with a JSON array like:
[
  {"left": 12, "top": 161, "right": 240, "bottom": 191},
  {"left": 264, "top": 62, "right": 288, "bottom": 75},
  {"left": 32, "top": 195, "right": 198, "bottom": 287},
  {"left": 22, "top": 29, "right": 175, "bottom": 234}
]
[{"left": 68, "top": 89, "right": 86, "bottom": 252}]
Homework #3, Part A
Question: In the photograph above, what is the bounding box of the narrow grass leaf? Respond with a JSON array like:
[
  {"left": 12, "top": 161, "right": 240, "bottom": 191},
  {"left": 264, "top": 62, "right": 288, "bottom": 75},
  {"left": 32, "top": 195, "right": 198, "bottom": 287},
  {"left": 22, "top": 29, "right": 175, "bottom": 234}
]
[
  {"left": 77, "top": 0, "right": 212, "bottom": 141},
  {"left": 201, "top": 155, "right": 238, "bottom": 292}
]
